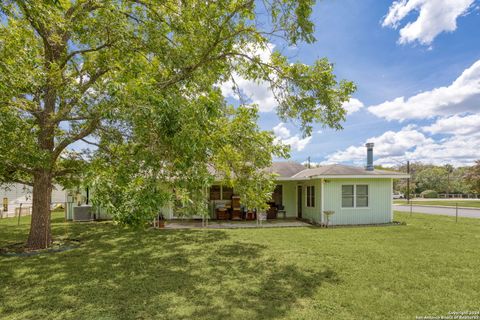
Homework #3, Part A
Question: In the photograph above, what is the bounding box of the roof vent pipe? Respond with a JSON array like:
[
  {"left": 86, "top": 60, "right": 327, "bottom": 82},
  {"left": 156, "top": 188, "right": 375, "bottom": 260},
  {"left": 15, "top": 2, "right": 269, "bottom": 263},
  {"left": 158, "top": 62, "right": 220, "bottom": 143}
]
[{"left": 365, "top": 143, "right": 374, "bottom": 171}]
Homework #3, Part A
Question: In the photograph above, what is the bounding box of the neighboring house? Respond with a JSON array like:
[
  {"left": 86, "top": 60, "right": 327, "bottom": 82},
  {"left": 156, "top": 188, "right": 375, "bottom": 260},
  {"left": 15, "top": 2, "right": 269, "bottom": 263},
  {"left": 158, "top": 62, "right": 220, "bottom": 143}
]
[
  {"left": 0, "top": 183, "right": 66, "bottom": 218},
  {"left": 67, "top": 143, "right": 409, "bottom": 225}
]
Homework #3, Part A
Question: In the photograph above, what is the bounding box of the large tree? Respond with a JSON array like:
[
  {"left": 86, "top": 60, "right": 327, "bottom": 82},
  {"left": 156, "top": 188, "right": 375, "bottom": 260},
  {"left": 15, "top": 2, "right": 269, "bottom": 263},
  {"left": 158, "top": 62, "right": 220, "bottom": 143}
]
[{"left": 0, "top": 0, "right": 354, "bottom": 248}]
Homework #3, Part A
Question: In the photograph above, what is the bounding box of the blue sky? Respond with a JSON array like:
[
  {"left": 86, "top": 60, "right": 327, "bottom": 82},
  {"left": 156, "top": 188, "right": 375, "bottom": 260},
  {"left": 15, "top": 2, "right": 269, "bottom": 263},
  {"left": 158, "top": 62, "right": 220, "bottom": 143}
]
[{"left": 229, "top": 0, "right": 480, "bottom": 167}]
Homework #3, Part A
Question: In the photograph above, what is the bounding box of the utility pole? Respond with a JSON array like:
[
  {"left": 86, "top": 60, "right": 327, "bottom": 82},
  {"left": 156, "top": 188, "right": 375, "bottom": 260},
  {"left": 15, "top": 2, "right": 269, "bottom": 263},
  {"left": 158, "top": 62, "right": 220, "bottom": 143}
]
[{"left": 407, "top": 160, "right": 410, "bottom": 204}]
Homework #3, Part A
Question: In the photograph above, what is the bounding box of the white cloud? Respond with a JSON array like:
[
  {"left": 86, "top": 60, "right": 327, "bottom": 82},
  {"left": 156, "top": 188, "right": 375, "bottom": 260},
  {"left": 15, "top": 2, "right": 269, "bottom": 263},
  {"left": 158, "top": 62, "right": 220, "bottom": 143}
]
[
  {"left": 273, "top": 122, "right": 291, "bottom": 139},
  {"left": 272, "top": 122, "right": 312, "bottom": 151},
  {"left": 323, "top": 125, "right": 480, "bottom": 167},
  {"left": 423, "top": 113, "right": 480, "bottom": 135},
  {"left": 283, "top": 135, "right": 312, "bottom": 152},
  {"left": 325, "top": 125, "right": 432, "bottom": 165},
  {"left": 382, "top": 0, "right": 475, "bottom": 45},
  {"left": 368, "top": 59, "right": 480, "bottom": 121},
  {"left": 220, "top": 43, "right": 277, "bottom": 112},
  {"left": 342, "top": 98, "right": 364, "bottom": 114}
]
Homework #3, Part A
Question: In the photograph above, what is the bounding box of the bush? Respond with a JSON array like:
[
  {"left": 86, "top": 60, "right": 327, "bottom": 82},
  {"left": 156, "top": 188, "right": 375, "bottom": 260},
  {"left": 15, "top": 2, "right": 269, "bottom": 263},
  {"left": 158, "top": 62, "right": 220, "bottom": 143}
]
[{"left": 421, "top": 190, "right": 438, "bottom": 198}]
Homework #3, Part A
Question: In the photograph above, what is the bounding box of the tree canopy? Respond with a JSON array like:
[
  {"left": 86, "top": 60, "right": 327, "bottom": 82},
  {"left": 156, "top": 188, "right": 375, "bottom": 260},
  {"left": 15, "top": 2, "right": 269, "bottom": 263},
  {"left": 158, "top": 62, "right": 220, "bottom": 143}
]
[{"left": 0, "top": 0, "right": 355, "bottom": 245}]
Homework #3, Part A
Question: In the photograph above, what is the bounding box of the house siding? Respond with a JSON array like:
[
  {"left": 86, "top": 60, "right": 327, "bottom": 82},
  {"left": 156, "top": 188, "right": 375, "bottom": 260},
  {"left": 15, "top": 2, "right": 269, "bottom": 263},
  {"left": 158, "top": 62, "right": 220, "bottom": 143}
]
[
  {"left": 1, "top": 183, "right": 66, "bottom": 218},
  {"left": 323, "top": 178, "right": 392, "bottom": 225},
  {"left": 296, "top": 179, "right": 322, "bottom": 223},
  {"left": 278, "top": 181, "right": 296, "bottom": 217}
]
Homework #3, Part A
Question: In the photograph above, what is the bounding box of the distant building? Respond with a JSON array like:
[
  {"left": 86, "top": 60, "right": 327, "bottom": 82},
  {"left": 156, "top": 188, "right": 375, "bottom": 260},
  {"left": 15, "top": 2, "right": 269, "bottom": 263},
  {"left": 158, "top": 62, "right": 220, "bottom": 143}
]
[{"left": 0, "top": 183, "right": 66, "bottom": 218}]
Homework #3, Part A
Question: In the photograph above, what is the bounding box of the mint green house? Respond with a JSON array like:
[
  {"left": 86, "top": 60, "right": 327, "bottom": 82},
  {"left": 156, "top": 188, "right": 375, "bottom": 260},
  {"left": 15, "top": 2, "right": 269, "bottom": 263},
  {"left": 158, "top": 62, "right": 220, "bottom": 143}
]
[
  {"left": 263, "top": 161, "right": 408, "bottom": 225},
  {"left": 67, "top": 143, "right": 408, "bottom": 225}
]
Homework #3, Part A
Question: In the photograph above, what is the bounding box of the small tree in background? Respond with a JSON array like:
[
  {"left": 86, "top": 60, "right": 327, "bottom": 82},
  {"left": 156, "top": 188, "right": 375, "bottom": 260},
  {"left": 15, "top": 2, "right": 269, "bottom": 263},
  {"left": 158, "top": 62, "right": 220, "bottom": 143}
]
[{"left": 465, "top": 160, "right": 480, "bottom": 194}]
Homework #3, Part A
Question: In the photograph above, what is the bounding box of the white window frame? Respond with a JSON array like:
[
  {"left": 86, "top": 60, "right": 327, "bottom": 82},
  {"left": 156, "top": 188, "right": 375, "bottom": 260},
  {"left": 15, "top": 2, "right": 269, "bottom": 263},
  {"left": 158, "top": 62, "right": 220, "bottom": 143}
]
[
  {"left": 306, "top": 185, "right": 315, "bottom": 208},
  {"left": 341, "top": 184, "right": 369, "bottom": 209}
]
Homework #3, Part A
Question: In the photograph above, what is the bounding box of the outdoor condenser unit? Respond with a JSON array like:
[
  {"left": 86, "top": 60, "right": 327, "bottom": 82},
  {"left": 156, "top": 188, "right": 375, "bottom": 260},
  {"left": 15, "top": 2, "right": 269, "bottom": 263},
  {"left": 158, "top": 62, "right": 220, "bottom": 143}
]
[{"left": 73, "top": 205, "right": 93, "bottom": 221}]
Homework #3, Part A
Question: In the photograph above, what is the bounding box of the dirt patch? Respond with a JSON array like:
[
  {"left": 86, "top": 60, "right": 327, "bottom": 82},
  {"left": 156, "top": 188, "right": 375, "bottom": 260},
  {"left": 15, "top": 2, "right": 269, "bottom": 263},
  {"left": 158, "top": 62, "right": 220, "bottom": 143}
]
[{"left": 0, "top": 238, "right": 81, "bottom": 257}]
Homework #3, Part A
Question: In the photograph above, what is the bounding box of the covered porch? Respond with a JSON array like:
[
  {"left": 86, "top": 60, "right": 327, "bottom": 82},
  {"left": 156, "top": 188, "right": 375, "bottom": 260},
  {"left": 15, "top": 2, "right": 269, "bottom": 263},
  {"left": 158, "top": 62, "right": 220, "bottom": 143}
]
[
  {"left": 207, "top": 184, "right": 288, "bottom": 221},
  {"left": 163, "top": 218, "right": 311, "bottom": 229}
]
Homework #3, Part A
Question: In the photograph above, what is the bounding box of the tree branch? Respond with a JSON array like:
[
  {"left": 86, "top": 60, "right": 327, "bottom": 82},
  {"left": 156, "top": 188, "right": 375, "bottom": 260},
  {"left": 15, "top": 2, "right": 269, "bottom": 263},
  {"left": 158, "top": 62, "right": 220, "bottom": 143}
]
[{"left": 52, "top": 117, "right": 100, "bottom": 161}]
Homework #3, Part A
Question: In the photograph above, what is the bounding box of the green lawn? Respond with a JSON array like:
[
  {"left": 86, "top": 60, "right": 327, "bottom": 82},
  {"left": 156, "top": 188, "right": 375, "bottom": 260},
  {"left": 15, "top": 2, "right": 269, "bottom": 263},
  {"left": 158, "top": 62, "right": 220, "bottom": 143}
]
[
  {"left": 1, "top": 212, "right": 479, "bottom": 320},
  {"left": 393, "top": 199, "right": 480, "bottom": 208}
]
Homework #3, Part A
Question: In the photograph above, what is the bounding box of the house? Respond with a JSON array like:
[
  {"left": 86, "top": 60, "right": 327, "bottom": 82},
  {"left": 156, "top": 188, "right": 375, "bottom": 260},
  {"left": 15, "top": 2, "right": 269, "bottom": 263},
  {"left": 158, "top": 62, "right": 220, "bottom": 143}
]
[
  {"left": 204, "top": 143, "right": 408, "bottom": 225},
  {"left": 67, "top": 143, "right": 409, "bottom": 225},
  {"left": 0, "top": 183, "right": 66, "bottom": 218}
]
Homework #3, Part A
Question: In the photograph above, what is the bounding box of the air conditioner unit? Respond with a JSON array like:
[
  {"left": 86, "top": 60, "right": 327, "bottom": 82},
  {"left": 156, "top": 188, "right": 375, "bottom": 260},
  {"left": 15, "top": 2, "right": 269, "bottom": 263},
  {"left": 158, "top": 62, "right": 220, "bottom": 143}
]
[{"left": 73, "top": 205, "right": 92, "bottom": 221}]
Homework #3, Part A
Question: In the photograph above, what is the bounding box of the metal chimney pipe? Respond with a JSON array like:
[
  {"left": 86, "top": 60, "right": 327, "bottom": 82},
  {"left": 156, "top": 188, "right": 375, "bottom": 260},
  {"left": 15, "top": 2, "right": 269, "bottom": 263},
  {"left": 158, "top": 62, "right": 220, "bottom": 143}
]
[{"left": 365, "top": 143, "right": 374, "bottom": 171}]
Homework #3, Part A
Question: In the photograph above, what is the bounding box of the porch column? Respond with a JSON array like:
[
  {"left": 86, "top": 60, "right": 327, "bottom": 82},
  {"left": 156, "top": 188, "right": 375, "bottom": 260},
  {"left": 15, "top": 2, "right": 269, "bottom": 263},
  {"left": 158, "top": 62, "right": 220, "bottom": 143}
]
[{"left": 320, "top": 178, "right": 324, "bottom": 224}]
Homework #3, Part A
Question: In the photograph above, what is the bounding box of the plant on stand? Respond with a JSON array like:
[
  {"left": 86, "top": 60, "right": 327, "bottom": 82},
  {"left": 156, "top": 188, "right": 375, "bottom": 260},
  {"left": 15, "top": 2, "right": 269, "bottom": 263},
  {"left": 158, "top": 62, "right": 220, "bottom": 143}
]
[{"left": 323, "top": 210, "right": 335, "bottom": 228}]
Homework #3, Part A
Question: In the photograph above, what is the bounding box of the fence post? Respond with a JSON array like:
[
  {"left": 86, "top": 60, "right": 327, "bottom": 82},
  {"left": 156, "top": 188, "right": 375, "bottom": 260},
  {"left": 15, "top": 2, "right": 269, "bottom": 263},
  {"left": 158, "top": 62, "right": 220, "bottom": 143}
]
[
  {"left": 410, "top": 202, "right": 412, "bottom": 217},
  {"left": 456, "top": 203, "right": 458, "bottom": 223},
  {"left": 17, "top": 203, "right": 23, "bottom": 226}
]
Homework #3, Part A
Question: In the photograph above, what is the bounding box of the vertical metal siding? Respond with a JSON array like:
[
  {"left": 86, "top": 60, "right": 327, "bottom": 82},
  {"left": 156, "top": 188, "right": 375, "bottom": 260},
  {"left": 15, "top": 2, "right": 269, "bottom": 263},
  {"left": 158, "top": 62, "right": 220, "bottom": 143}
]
[{"left": 323, "top": 178, "right": 392, "bottom": 225}]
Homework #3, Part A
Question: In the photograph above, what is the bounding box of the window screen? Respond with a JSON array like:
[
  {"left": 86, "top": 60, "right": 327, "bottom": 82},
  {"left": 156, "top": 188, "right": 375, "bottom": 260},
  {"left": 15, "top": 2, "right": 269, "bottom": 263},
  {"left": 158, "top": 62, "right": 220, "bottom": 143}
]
[
  {"left": 209, "top": 185, "right": 221, "bottom": 200},
  {"left": 341, "top": 185, "right": 354, "bottom": 208},
  {"left": 356, "top": 185, "right": 369, "bottom": 207},
  {"left": 306, "top": 186, "right": 315, "bottom": 207},
  {"left": 222, "top": 186, "right": 233, "bottom": 200}
]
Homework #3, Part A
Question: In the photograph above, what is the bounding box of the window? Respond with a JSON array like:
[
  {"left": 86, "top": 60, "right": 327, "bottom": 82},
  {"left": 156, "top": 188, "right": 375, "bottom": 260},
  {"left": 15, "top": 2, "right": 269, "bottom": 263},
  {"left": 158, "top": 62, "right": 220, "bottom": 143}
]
[
  {"left": 306, "top": 186, "right": 315, "bottom": 207},
  {"left": 2, "top": 198, "right": 8, "bottom": 212},
  {"left": 272, "top": 185, "right": 283, "bottom": 206},
  {"left": 222, "top": 186, "right": 233, "bottom": 200},
  {"left": 341, "top": 185, "right": 354, "bottom": 208},
  {"left": 341, "top": 185, "right": 369, "bottom": 208},
  {"left": 356, "top": 185, "right": 369, "bottom": 207},
  {"left": 209, "top": 185, "right": 221, "bottom": 200}
]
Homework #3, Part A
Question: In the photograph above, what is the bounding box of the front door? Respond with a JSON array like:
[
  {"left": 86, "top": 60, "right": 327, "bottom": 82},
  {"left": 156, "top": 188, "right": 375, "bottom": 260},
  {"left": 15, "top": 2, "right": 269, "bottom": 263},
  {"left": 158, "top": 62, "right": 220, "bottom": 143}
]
[{"left": 297, "top": 186, "right": 302, "bottom": 218}]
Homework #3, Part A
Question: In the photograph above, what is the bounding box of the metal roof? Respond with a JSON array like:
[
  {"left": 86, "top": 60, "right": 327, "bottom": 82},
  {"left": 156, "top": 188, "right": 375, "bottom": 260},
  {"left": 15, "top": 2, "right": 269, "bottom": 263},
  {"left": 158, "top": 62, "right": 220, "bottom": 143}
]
[
  {"left": 264, "top": 161, "right": 307, "bottom": 177},
  {"left": 210, "top": 162, "right": 409, "bottom": 181},
  {"left": 270, "top": 163, "right": 408, "bottom": 179}
]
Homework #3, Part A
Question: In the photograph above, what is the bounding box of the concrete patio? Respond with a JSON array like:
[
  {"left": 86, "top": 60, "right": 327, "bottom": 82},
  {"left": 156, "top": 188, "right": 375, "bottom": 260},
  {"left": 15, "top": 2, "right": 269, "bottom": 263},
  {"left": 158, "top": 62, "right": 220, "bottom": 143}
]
[{"left": 163, "top": 219, "right": 312, "bottom": 229}]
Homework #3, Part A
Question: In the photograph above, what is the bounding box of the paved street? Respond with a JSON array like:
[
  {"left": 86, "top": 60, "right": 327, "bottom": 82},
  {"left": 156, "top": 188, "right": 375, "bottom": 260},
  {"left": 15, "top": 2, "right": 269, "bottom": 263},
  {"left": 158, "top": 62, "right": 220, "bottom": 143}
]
[{"left": 394, "top": 205, "right": 480, "bottom": 219}]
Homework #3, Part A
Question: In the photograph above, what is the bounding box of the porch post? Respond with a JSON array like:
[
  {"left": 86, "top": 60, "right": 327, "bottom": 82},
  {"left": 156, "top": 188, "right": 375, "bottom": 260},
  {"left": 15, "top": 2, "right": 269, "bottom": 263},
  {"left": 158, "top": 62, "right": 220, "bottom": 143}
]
[{"left": 320, "top": 178, "right": 324, "bottom": 224}]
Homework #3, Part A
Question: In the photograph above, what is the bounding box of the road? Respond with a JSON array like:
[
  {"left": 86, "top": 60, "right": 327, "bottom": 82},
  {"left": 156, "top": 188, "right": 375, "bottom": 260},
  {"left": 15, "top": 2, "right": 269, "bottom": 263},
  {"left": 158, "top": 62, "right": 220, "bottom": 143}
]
[{"left": 394, "top": 205, "right": 480, "bottom": 219}]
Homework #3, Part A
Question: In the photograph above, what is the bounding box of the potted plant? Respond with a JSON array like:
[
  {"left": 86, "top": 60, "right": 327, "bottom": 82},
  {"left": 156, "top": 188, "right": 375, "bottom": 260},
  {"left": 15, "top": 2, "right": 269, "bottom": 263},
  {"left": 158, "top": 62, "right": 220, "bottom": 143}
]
[
  {"left": 156, "top": 213, "right": 165, "bottom": 228},
  {"left": 323, "top": 210, "right": 335, "bottom": 228}
]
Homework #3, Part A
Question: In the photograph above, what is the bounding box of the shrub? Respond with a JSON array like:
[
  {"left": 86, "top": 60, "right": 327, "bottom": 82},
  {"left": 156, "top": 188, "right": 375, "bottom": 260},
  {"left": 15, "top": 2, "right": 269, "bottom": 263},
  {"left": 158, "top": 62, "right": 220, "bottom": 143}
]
[{"left": 421, "top": 190, "right": 438, "bottom": 198}]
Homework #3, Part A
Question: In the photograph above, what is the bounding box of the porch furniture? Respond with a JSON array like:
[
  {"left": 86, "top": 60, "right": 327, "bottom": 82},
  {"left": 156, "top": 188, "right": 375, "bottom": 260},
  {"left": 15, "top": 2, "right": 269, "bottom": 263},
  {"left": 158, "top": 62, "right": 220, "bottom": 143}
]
[
  {"left": 216, "top": 207, "right": 228, "bottom": 220},
  {"left": 266, "top": 202, "right": 277, "bottom": 219},
  {"left": 231, "top": 196, "right": 242, "bottom": 220},
  {"left": 246, "top": 210, "right": 256, "bottom": 220},
  {"left": 277, "top": 204, "right": 286, "bottom": 219}
]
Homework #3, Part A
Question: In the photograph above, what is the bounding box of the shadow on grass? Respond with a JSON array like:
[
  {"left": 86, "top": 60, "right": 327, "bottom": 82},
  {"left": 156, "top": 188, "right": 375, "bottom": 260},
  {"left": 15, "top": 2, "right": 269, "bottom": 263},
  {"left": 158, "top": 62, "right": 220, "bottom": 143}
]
[{"left": 0, "top": 221, "right": 338, "bottom": 320}]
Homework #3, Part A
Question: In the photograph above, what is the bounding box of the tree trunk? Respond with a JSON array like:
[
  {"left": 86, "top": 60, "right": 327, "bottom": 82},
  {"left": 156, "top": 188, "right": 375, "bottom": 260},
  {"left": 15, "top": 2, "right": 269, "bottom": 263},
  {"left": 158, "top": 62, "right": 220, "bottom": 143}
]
[{"left": 27, "top": 170, "right": 53, "bottom": 249}]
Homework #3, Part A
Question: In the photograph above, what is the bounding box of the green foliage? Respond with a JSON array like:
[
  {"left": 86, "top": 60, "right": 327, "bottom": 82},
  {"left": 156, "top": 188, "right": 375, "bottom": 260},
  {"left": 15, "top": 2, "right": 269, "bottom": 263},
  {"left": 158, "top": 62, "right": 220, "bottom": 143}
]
[
  {"left": 416, "top": 167, "right": 448, "bottom": 193},
  {"left": 393, "top": 162, "right": 479, "bottom": 195},
  {"left": 465, "top": 160, "right": 480, "bottom": 194},
  {"left": 0, "top": 0, "right": 355, "bottom": 226},
  {"left": 420, "top": 190, "right": 438, "bottom": 198}
]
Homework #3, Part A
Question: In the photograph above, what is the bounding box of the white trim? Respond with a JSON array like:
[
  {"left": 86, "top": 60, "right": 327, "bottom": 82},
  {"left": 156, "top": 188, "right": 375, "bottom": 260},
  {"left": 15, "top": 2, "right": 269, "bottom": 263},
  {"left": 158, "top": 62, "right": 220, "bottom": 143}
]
[{"left": 340, "top": 184, "right": 370, "bottom": 209}]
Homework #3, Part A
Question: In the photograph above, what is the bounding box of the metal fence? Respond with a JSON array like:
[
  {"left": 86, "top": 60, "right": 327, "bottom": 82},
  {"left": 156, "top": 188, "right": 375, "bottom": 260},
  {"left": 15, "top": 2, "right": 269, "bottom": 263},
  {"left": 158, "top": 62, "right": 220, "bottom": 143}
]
[
  {"left": 0, "top": 202, "right": 66, "bottom": 220},
  {"left": 410, "top": 193, "right": 480, "bottom": 199}
]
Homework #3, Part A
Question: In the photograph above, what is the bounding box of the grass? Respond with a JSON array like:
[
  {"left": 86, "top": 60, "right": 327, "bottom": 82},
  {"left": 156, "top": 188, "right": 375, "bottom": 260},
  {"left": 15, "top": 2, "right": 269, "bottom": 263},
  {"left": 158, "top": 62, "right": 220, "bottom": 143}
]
[
  {"left": 1, "top": 212, "right": 479, "bottom": 320},
  {"left": 394, "top": 199, "right": 480, "bottom": 208}
]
